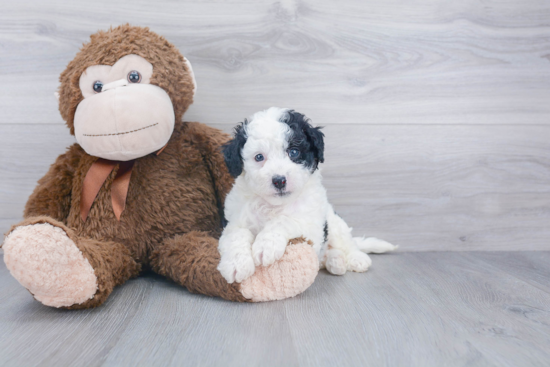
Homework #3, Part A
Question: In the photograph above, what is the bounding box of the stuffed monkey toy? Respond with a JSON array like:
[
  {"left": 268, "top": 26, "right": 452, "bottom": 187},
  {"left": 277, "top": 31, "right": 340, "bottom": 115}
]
[{"left": 1, "top": 25, "right": 318, "bottom": 309}]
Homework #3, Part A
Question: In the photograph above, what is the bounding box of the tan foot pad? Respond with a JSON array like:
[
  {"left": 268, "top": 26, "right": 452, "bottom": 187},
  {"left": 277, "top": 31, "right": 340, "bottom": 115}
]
[{"left": 3, "top": 223, "right": 97, "bottom": 308}]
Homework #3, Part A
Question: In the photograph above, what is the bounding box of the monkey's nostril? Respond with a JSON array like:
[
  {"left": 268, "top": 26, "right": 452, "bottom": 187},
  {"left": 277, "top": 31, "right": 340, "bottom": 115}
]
[{"left": 272, "top": 175, "right": 286, "bottom": 190}]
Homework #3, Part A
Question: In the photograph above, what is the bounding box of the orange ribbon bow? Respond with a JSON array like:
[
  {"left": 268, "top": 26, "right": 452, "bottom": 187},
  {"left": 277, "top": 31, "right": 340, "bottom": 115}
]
[
  {"left": 80, "top": 145, "right": 167, "bottom": 222},
  {"left": 80, "top": 159, "right": 135, "bottom": 222}
]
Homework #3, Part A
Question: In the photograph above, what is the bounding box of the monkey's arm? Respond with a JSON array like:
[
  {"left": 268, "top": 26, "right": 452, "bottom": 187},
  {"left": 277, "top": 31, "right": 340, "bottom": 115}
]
[
  {"left": 185, "top": 122, "right": 234, "bottom": 220},
  {"left": 23, "top": 144, "right": 81, "bottom": 223}
]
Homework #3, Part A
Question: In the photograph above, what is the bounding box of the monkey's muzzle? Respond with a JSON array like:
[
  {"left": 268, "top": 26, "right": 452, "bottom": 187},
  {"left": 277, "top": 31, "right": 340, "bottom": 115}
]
[{"left": 74, "top": 82, "right": 175, "bottom": 161}]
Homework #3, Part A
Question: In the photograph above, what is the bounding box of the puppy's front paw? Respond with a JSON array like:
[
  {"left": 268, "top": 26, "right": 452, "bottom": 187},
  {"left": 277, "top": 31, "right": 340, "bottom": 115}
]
[
  {"left": 218, "top": 252, "right": 256, "bottom": 283},
  {"left": 252, "top": 234, "right": 287, "bottom": 267}
]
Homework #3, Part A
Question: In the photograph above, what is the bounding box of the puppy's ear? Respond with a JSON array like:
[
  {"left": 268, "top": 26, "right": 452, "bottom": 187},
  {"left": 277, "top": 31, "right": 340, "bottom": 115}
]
[
  {"left": 304, "top": 123, "right": 325, "bottom": 166},
  {"left": 223, "top": 121, "right": 248, "bottom": 177}
]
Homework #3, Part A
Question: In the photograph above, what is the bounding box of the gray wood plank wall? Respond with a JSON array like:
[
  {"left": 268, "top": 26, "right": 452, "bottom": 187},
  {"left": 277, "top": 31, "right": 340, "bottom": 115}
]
[{"left": 1, "top": 0, "right": 549, "bottom": 251}]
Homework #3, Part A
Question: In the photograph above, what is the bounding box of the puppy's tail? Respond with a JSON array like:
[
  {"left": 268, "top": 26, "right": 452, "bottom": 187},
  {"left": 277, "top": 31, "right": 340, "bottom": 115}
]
[{"left": 354, "top": 237, "right": 398, "bottom": 254}]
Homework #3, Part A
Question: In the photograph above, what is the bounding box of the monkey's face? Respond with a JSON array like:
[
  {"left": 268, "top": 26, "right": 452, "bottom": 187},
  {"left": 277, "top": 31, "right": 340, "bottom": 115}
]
[
  {"left": 74, "top": 54, "right": 189, "bottom": 161},
  {"left": 58, "top": 26, "right": 196, "bottom": 159}
]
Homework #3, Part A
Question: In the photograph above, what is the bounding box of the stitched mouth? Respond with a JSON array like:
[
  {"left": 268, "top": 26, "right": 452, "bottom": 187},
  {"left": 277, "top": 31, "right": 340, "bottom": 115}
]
[{"left": 83, "top": 123, "right": 158, "bottom": 137}]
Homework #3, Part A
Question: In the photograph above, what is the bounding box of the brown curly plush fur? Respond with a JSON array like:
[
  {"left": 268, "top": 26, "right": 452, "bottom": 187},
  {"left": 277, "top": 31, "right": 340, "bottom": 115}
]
[
  {"left": 149, "top": 231, "right": 247, "bottom": 301},
  {"left": 19, "top": 120, "right": 248, "bottom": 307}
]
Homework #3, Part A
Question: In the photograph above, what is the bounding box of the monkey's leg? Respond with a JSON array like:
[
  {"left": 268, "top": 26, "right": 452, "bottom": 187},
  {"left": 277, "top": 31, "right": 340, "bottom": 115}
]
[
  {"left": 150, "top": 232, "right": 319, "bottom": 302},
  {"left": 2, "top": 217, "right": 140, "bottom": 309}
]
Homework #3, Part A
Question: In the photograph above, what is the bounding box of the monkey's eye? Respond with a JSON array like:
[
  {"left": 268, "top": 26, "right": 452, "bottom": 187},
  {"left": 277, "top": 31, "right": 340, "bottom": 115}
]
[
  {"left": 93, "top": 81, "right": 103, "bottom": 93},
  {"left": 288, "top": 149, "right": 300, "bottom": 159},
  {"left": 127, "top": 70, "right": 142, "bottom": 83},
  {"left": 255, "top": 154, "right": 264, "bottom": 162}
]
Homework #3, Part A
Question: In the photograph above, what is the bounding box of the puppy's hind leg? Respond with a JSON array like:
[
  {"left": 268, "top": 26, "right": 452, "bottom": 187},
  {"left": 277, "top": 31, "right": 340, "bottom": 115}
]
[{"left": 325, "top": 208, "right": 372, "bottom": 273}]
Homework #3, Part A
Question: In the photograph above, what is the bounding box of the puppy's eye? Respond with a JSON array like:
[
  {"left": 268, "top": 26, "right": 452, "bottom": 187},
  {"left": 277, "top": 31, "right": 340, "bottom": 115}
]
[
  {"left": 93, "top": 81, "right": 103, "bottom": 93},
  {"left": 255, "top": 154, "right": 264, "bottom": 162},
  {"left": 127, "top": 70, "right": 142, "bottom": 83},
  {"left": 288, "top": 149, "right": 300, "bottom": 159}
]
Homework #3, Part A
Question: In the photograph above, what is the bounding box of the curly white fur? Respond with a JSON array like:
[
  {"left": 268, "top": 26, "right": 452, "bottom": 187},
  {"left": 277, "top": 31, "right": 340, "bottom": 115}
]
[{"left": 218, "top": 107, "right": 396, "bottom": 283}]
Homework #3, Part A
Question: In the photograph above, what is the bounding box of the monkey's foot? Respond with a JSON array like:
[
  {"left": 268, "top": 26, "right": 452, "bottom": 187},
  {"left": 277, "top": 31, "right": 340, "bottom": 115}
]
[
  {"left": 239, "top": 238, "right": 319, "bottom": 302},
  {"left": 3, "top": 223, "right": 97, "bottom": 308}
]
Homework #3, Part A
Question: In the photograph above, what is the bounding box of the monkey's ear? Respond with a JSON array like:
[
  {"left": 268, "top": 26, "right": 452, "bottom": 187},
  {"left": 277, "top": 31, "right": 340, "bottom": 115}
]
[
  {"left": 183, "top": 57, "right": 197, "bottom": 97},
  {"left": 222, "top": 121, "right": 248, "bottom": 177}
]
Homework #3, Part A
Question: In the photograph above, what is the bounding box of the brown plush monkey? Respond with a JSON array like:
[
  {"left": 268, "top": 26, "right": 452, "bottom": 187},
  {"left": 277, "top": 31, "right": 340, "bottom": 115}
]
[{"left": 2, "top": 25, "right": 318, "bottom": 309}]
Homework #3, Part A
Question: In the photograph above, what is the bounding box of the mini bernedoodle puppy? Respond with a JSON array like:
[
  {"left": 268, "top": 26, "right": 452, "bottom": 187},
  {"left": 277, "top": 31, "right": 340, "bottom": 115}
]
[{"left": 218, "top": 107, "right": 396, "bottom": 283}]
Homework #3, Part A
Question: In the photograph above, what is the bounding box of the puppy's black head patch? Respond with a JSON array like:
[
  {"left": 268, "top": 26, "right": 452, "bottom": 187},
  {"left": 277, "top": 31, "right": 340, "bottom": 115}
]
[
  {"left": 222, "top": 120, "right": 248, "bottom": 177},
  {"left": 280, "top": 110, "right": 325, "bottom": 171}
]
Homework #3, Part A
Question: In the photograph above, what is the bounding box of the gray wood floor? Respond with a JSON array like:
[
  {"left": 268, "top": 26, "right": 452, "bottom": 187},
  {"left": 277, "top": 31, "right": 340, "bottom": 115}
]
[{"left": 1, "top": 251, "right": 549, "bottom": 367}]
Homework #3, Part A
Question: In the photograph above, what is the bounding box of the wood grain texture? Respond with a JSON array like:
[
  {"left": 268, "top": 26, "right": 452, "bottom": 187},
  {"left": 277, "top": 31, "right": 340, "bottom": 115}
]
[
  {"left": 0, "top": 252, "right": 549, "bottom": 366},
  {"left": 2, "top": 123, "right": 549, "bottom": 251},
  {"left": 1, "top": 0, "right": 550, "bottom": 125},
  {"left": 475, "top": 251, "right": 550, "bottom": 294}
]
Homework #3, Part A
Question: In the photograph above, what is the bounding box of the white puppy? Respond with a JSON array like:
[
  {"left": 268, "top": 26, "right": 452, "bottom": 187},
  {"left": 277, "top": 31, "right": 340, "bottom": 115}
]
[{"left": 218, "top": 107, "right": 396, "bottom": 283}]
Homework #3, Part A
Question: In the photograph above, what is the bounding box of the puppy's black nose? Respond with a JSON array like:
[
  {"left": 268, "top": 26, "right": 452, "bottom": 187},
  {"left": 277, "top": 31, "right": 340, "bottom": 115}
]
[{"left": 272, "top": 175, "right": 286, "bottom": 190}]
